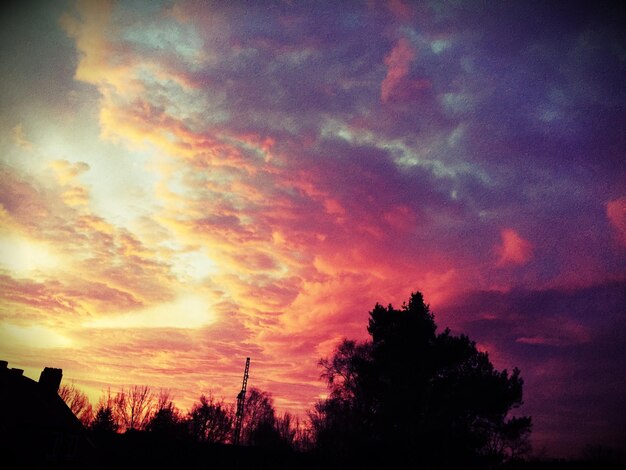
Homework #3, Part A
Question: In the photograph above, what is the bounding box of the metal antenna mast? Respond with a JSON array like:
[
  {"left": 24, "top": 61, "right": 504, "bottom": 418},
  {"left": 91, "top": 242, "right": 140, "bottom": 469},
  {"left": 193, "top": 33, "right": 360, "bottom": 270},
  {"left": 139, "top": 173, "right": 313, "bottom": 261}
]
[{"left": 233, "top": 357, "right": 250, "bottom": 445}]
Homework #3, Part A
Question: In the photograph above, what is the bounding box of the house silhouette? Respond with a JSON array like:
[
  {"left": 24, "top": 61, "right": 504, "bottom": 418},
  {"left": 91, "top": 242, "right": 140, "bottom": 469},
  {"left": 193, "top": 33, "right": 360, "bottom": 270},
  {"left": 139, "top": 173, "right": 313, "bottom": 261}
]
[{"left": 0, "top": 360, "right": 92, "bottom": 467}]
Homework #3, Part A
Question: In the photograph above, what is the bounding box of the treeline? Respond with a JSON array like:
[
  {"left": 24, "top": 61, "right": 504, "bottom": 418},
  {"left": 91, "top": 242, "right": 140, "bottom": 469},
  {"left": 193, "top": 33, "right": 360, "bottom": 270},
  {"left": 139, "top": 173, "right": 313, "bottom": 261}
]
[
  {"left": 61, "top": 383, "right": 311, "bottom": 450},
  {"left": 61, "top": 291, "right": 538, "bottom": 468}
]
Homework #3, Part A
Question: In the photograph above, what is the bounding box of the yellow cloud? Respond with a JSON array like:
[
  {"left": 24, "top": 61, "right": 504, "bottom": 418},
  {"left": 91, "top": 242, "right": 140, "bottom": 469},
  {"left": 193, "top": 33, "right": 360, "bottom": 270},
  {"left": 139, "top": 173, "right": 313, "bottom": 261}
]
[
  {"left": 0, "top": 235, "right": 62, "bottom": 277},
  {"left": 59, "top": 0, "right": 115, "bottom": 86},
  {"left": 12, "top": 124, "right": 33, "bottom": 150},
  {"left": 49, "top": 160, "right": 90, "bottom": 185},
  {"left": 0, "top": 324, "right": 73, "bottom": 349},
  {"left": 84, "top": 294, "right": 216, "bottom": 329}
]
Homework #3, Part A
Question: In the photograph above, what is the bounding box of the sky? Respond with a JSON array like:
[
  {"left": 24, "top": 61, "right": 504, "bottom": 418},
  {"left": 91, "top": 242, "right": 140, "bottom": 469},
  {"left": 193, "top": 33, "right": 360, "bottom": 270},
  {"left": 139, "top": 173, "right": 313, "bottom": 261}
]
[{"left": 0, "top": 0, "right": 624, "bottom": 458}]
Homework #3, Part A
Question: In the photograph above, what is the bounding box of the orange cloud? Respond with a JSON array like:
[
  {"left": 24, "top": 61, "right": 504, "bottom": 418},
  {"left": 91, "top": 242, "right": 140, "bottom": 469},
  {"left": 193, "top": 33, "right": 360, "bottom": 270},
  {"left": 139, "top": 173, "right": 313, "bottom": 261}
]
[
  {"left": 496, "top": 228, "right": 533, "bottom": 265},
  {"left": 0, "top": 161, "right": 176, "bottom": 308},
  {"left": 49, "top": 160, "right": 91, "bottom": 207},
  {"left": 60, "top": 1, "right": 134, "bottom": 91}
]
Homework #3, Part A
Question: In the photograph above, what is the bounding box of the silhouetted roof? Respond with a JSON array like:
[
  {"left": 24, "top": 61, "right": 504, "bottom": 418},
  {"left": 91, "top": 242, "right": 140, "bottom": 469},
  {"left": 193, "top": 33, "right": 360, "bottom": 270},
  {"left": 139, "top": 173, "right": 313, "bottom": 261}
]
[{"left": 0, "top": 364, "right": 84, "bottom": 434}]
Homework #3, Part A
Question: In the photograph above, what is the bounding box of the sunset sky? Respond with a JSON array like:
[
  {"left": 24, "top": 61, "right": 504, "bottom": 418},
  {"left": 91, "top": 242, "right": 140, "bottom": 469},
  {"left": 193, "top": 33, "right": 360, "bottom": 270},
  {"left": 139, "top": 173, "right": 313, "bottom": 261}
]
[{"left": 1, "top": 0, "right": 624, "bottom": 457}]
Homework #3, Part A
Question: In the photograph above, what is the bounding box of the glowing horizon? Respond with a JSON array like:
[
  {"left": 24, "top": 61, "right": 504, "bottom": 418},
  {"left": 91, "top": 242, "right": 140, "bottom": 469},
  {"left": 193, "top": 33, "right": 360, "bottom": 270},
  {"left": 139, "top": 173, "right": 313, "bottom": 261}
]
[{"left": 1, "top": 0, "right": 625, "bottom": 458}]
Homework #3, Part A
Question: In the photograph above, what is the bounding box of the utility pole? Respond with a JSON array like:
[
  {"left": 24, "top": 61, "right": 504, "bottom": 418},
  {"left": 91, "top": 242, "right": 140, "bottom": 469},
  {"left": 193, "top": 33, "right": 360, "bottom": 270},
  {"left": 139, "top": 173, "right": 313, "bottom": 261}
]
[{"left": 233, "top": 357, "right": 250, "bottom": 445}]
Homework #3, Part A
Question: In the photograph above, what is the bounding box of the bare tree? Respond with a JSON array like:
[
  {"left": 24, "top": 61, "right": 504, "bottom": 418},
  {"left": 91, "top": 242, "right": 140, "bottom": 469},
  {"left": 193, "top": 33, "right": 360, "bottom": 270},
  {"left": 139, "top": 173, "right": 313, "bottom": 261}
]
[
  {"left": 293, "top": 419, "right": 314, "bottom": 452},
  {"left": 59, "top": 383, "right": 93, "bottom": 427},
  {"left": 114, "top": 385, "right": 155, "bottom": 432},
  {"left": 275, "top": 411, "right": 297, "bottom": 447},
  {"left": 155, "top": 389, "right": 174, "bottom": 412}
]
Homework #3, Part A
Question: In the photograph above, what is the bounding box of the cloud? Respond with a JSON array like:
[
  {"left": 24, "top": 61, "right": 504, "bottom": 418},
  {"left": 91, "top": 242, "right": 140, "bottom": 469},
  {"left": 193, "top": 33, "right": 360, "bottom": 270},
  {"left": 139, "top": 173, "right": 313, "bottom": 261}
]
[
  {"left": 0, "top": 159, "right": 176, "bottom": 314},
  {"left": 387, "top": 0, "right": 414, "bottom": 22},
  {"left": 440, "top": 281, "right": 626, "bottom": 456},
  {"left": 381, "top": 38, "right": 430, "bottom": 104},
  {"left": 1, "top": 1, "right": 624, "bottom": 457},
  {"left": 496, "top": 228, "right": 533, "bottom": 265},
  {"left": 0, "top": 235, "right": 61, "bottom": 278},
  {"left": 0, "top": 324, "right": 73, "bottom": 349},
  {"left": 607, "top": 196, "right": 626, "bottom": 246},
  {"left": 84, "top": 294, "right": 216, "bottom": 329},
  {"left": 11, "top": 124, "right": 33, "bottom": 150},
  {"left": 49, "top": 160, "right": 90, "bottom": 184}
]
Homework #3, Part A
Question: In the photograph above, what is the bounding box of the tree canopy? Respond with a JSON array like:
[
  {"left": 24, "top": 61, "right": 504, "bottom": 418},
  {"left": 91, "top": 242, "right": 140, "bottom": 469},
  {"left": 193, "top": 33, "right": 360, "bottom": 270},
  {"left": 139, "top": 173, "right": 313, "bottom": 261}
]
[
  {"left": 311, "top": 292, "right": 531, "bottom": 467},
  {"left": 187, "top": 394, "right": 232, "bottom": 444}
]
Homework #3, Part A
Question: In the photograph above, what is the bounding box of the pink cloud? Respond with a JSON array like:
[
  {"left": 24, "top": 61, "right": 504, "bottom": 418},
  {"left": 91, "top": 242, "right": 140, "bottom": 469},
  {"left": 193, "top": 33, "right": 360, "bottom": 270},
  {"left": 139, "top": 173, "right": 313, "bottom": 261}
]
[
  {"left": 383, "top": 204, "right": 418, "bottom": 232},
  {"left": 387, "top": 0, "right": 414, "bottom": 22},
  {"left": 607, "top": 196, "right": 626, "bottom": 246},
  {"left": 496, "top": 228, "right": 533, "bottom": 265},
  {"left": 381, "top": 38, "right": 415, "bottom": 103},
  {"left": 0, "top": 275, "right": 142, "bottom": 319},
  {"left": 381, "top": 38, "right": 430, "bottom": 104}
]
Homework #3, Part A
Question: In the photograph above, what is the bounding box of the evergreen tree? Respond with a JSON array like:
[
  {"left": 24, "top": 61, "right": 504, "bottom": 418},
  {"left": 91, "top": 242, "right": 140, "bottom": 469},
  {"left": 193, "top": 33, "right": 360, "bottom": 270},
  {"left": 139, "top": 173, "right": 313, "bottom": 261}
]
[
  {"left": 313, "top": 292, "right": 531, "bottom": 467},
  {"left": 91, "top": 405, "right": 118, "bottom": 433}
]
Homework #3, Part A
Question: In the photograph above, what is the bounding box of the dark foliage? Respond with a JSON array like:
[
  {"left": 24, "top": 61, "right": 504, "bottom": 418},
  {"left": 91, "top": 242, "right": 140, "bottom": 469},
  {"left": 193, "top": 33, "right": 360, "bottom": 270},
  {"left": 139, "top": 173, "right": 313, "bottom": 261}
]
[
  {"left": 311, "top": 291, "right": 532, "bottom": 468},
  {"left": 240, "top": 387, "right": 278, "bottom": 447},
  {"left": 145, "top": 397, "right": 186, "bottom": 438},
  {"left": 91, "top": 405, "right": 118, "bottom": 434},
  {"left": 187, "top": 394, "right": 233, "bottom": 444}
]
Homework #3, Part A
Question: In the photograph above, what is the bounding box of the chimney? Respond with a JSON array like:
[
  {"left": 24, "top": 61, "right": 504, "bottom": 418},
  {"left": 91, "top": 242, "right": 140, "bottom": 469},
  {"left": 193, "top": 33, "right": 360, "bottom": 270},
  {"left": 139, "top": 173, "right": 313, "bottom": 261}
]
[
  {"left": 9, "top": 368, "right": 24, "bottom": 376},
  {"left": 0, "top": 360, "right": 7, "bottom": 369},
  {"left": 39, "top": 367, "right": 63, "bottom": 394}
]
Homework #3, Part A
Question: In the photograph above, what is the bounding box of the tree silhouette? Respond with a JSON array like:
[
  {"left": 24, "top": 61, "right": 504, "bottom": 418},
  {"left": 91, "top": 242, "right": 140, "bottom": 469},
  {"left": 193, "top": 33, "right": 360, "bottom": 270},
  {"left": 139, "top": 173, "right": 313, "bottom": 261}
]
[
  {"left": 91, "top": 405, "right": 118, "bottom": 433},
  {"left": 239, "top": 387, "right": 283, "bottom": 448},
  {"left": 312, "top": 292, "right": 531, "bottom": 467},
  {"left": 274, "top": 411, "right": 301, "bottom": 450},
  {"left": 145, "top": 389, "right": 184, "bottom": 437},
  {"left": 241, "top": 387, "right": 275, "bottom": 447},
  {"left": 114, "top": 385, "right": 155, "bottom": 432},
  {"left": 187, "top": 394, "right": 233, "bottom": 444},
  {"left": 91, "top": 388, "right": 119, "bottom": 433}
]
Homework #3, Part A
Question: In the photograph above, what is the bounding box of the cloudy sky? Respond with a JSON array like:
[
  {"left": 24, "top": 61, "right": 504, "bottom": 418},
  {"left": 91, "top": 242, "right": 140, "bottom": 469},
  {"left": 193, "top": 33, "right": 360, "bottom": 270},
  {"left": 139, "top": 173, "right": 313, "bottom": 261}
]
[{"left": 1, "top": 0, "right": 624, "bottom": 457}]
